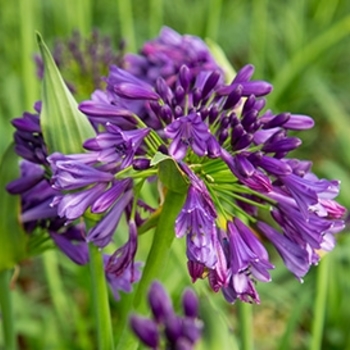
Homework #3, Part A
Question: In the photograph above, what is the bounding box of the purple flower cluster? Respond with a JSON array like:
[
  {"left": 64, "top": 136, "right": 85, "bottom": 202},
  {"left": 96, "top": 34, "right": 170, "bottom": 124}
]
[
  {"left": 130, "top": 281, "right": 203, "bottom": 350},
  {"left": 8, "top": 26, "right": 346, "bottom": 304}
]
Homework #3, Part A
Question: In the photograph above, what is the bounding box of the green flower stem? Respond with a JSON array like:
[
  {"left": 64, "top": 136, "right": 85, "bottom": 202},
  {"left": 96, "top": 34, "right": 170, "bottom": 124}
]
[
  {"left": 0, "top": 269, "right": 17, "bottom": 350},
  {"left": 115, "top": 189, "right": 186, "bottom": 350},
  {"left": 88, "top": 244, "right": 114, "bottom": 350},
  {"left": 238, "top": 302, "right": 254, "bottom": 350},
  {"left": 134, "top": 189, "right": 186, "bottom": 310},
  {"left": 310, "top": 255, "right": 330, "bottom": 350}
]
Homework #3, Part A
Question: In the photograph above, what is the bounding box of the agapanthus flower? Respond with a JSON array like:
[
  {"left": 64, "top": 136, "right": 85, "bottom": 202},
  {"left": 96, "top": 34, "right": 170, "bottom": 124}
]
[
  {"left": 130, "top": 281, "right": 203, "bottom": 349},
  {"left": 8, "top": 26, "right": 346, "bottom": 305},
  {"left": 73, "top": 27, "right": 346, "bottom": 304}
]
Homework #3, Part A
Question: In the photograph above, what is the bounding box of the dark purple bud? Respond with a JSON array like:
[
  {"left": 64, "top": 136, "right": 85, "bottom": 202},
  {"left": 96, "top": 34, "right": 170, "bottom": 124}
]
[
  {"left": 253, "top": 98, "right": 266, "bottom": 112},
  {"left": 262, "top": 137, "right": 302, "bottom": 153},
  {"left": 6, "top": 162, "right": 44, "bottom": 194},
  {"left": 156, "top": 77, "right": 174, "bottom": 104},
  {"left": 129, "top": 315, "right": 159, "bottom": 348},
  {"left": 255, "top": 155, "right": 292, "bottom": 176},
  {"left": 242, "top": 95, "right": 256, "bottom": 116},
  {"left": 232, "top": 133, "right": 253, "bottom": 151},
  {"left": 200, "top": 107, "right": 209, "bottom": 120},
  {"left": 223, "top": 84, "right": 243, "bottom": 110},
  {"left": 133, "top": 158, "right": 151, "bottom": 170},
  {"left": 208, "top": 105, "right": 219, "bottom": 123},
  {"left": 150, "top": 100, "right": 161, "bottom": 115},
  {"left": 192, "top": 88, "right": 202, "bottom": 107},
  {"left": 221, "top": 116, "right": 231, "bottom": 128},
  {"left": 181, "top": 318, "right": 203, "bottom": 344},
  {"left": 148, "top": 281, "right": 173, "bottom": 323},
  {"left": 207, "top": 136, "right": 221, "bottom": 158},
  {"left": 179, "top": 65, "right": 192, "bottom": 91},
  {"left": 202, "top": 70, "right": 221, "bottom": 99},
  {"left": 12, "top": 113, "right": 41, "bottom": 133},
  {"left": 231, "top": 124, "right": 245, "bottom": 146},
  {"left": 182, "top": 289, "right": 199, "bottom": 318},
  {"left": 218, "top": 129, "right": 229, "bottom": 144},
  {"left": 241, "top": 109, "right": 258, "bottom": 130},
  {"left": 164, "top": 315, "right": 183, "bottom": 344},
  {"left": 175, "top": 85, "right": 186, "bottom": 104},
  {"left": 233, "top": 64, "right": 255, "bottom": 83},
  {"left": 115, "top": 82, "right": 159, "bottom": 100},
  {"left": 262, "top": 112, "right": 290, "bottom": 129},
  {"left": 160, "top": 105, "right": 173, "bottom": 124},
  {"left": 241, "top": 81, "right": 273, "bottom": 97}
]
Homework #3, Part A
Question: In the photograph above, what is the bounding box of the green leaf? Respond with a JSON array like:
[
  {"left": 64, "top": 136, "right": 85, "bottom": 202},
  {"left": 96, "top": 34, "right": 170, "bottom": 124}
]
[
  {"left": 206, "top": 38, "right": 236, "bottom": 82},
  {"left": 36, "top": 32, "right": 95, "bottom": 155},
  {"left": 151, "top": 152, "right": 189, "bottom": 194},
  {"left": 0, "top": 143, "right": 28, "bottom": 271}
]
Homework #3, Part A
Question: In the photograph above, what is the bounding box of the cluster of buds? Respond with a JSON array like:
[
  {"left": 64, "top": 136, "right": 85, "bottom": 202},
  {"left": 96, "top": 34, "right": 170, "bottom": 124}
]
[{"left": 130, "top": 281, "right": 203, "bottom": 350}]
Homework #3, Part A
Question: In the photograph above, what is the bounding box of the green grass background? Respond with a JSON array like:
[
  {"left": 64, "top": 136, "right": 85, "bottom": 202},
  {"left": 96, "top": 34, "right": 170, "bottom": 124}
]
[{"left": 1, "top": 0, "right": 350, "bottom": 349}]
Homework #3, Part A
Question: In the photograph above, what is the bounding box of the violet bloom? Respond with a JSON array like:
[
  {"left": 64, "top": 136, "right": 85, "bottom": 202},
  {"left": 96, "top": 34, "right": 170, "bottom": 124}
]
[
  {"left": 76, "top": 26, "right": 345, "bottom": 304},
  {"left": 130, "top": 281, "right": 203, "bottom": 349}
]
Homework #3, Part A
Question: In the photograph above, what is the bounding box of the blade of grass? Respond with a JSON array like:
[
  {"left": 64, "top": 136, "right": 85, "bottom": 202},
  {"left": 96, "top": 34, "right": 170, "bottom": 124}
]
[
  {"left": 270, "top": 14, "right": 350, "bottom": 106},
  {"left": 205, "top": 0, "right": 223, "bottom": 41},
  {"left": 117, "top": 0, "right": 136, "bottom": 52},
  {"left": 278, "top": 289, "right": 310, "bottom": 350},
  {"left": 149, "top": 0, "right": 163, "bottom": 38},
  {"left": 310, "top": 255, "right": 330, "bottom": 350},
  {"left": 19, "top": 0, "right": 39, "bottom": 110},
  {"left": 0, "top": 269, "right": 17, "bottom": 350}
]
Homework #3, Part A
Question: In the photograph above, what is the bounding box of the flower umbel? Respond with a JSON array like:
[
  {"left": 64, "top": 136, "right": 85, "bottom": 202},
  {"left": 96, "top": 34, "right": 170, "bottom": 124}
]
[{"left": 8, "top": 27, "right": 346, "bottom": 306}]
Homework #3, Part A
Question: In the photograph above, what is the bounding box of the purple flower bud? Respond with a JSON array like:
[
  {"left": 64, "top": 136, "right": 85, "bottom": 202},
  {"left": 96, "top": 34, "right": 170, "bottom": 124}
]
[
  {"left": 148, "top": 281, "right": 173, "bottom": 323},
  {"left": 129, "top": 315, "right": 159, "bottom": 348},
  {"left": 262, "top": 112, "right": 290, "bottom": 129},
  {"left": 262, "top": 136, "right": 302, "bottom": 153},
  {"left": 179, "top": 65, "right": 192, "bottom": 91},
  {"left": 223, "top": 84, "right": 243, "bottom": 110},
  {"left": 115, "top": 82, "right": 159, "bottom": 100},
  {"left": 283, "top": 114, "right": 314, "bottom": 130},
  {"left": 202, "top": 70, "right": 221, "bottom": 99},
  {"left": 182, "top": 289, "right": 199, "bottom": 318},
  {"left": 164, "top": 315, "right": 183, "bottom": 343}
]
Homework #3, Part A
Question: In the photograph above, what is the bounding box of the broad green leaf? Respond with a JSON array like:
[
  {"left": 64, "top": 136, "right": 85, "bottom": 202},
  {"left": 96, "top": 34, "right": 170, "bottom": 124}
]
[
  {"left": 206, "top": 38, "right": 236, "bottom": 82},
  {"left": 0, "top": 143, "right": 28, "bottom": 271},
  {"left": 36, "top": 32, "right": 95, "bottom": 155},
  {"left": 151, "top": 152, "right": 189, "bottom": 193}
]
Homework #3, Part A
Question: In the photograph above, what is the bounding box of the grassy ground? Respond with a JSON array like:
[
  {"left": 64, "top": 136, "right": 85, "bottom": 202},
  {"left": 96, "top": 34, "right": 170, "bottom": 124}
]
[{"left": 1, "top": 0, "right": 350, "bottom": 349}]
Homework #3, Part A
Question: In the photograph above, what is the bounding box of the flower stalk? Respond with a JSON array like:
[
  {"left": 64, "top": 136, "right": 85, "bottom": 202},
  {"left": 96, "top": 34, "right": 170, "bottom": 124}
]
[
  {"left": 238, "top": 302, "right": 254, "bottom": 350},
  {"left": 0, "top": 269, "right": 17, "bottom": 350},
  {"left": 88, "top": 243, "right": 114, "bottom": 350}
]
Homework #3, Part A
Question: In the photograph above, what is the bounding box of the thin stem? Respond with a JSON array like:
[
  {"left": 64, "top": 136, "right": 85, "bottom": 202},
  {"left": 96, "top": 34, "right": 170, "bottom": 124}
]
[
  {"left": 0, "top": 269, "right": 17, "bottom": 350},
  {"left": 115, "top": 189, "right": 186, "bottom": 350},
  {"left": 310, "top": 255, "right": 329, "bottom": 350},
  {"left": 88, "top": 244, "right": 114, "bottom": 350},
  {"left": 238, "top": 302, "right": 254, "bottom": 350}
]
